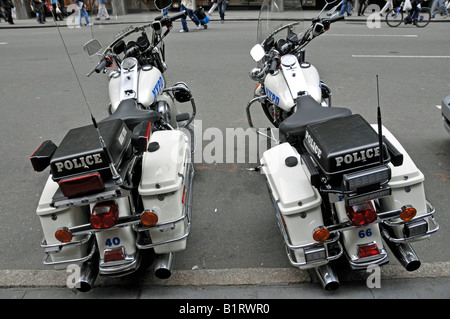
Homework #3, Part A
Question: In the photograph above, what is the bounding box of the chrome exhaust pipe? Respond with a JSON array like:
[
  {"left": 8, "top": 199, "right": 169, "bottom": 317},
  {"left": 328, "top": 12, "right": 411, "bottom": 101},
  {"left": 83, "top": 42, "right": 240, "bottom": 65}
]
[
  {"left": 386, "top": 241, "right": 421, "bottom": 272},
  {"left": 75, "top": 260, "right": 99, "bottom": 293},
  {"left": 154, "top": 253, "right": 174, "bottom": 279},
  {"left": 314, "top": 264, "right": 340, "bottom": 291}
]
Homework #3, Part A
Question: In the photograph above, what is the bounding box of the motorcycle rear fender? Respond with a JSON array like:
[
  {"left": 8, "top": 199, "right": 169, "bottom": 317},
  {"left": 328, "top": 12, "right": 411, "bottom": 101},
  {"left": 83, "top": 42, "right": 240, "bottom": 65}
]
[
  {"left": 138, "top": 130, "right": 191, "bottom": 254},
  {"left": 261, "top": 143, "right": 329, "bottom": 268},
  {"left": 372, "top": 125, "right": 437, "bottom": 242},
  {"left": 36, "top": 176, "right": 91, "bottom": 270},
  {"left": 92, "top": 196, "right": 137, "bottom": 265},
  {"left": 334, "top": 200, "right": 388, "bottom": 269}
]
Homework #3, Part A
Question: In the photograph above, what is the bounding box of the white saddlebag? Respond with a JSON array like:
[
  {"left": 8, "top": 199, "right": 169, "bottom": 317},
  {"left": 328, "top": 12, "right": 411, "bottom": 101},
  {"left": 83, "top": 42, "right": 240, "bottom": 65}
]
[
  {"left": 260, "top": 143, "right": 324, "bottom": 267},
  {"left": 374, "top": 126, "right": 431, "bottom": 240},
  {"left": 138, "top": 130, "right": 190, "bottom": 254},
  {"left": 36, "top": 176, "right": 91, "bottom": 270},
  {"left": 378, "top": 127, "right": 426, "bottom": 213}
]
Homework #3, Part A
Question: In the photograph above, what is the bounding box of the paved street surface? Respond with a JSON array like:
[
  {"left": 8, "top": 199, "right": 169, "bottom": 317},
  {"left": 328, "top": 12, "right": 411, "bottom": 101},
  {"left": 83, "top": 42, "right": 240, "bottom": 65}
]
[{"left": 0, "top": 7, "right": 449, "bottom": 301}]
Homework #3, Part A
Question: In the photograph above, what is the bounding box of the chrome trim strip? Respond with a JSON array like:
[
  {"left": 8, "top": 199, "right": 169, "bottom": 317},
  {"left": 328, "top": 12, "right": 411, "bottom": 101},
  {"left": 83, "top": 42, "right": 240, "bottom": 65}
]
[
  {"left": 40, "top": 233, "right": 92, "bottom": 253},
  {"left": 42, "top": 242, "right": 96, "bottom": 266},
  {"left": 381, "top": 201, "right": 439, "bottom": 244},
  {"left": 268, "top": 182, "right": 343, "bottom": 268}
]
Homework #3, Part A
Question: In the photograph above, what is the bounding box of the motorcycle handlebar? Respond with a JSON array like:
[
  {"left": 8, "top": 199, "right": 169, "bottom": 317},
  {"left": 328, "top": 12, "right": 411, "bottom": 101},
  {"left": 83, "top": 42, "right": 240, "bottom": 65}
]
[
  {"left": 155, "top": 11, "right": 188, "bottom": 27},
  {"left": 95, "top": 56, "right": 112, "bottom": 73},
  {"left": 268, "top": 58, "right": 279, "bottom": 74},
  {"left": 329, "top": 14, "right": 345, "bottom": 23}
]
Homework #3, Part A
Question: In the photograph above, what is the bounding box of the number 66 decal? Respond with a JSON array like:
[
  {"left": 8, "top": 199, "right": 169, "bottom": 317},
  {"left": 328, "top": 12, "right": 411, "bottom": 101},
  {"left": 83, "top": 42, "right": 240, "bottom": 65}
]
[{"left": 358, "top": 229, "right": 373, "bottom": 239}]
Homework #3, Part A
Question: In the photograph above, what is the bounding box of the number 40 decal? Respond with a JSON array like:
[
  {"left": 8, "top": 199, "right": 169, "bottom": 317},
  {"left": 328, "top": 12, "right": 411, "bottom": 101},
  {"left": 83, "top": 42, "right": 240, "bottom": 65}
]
[
  {"left": 358, "top": 229, "right": 373, "bottom": 239},
  {"left": 105, "top": 237, "right": 121, "bottom": 247}
]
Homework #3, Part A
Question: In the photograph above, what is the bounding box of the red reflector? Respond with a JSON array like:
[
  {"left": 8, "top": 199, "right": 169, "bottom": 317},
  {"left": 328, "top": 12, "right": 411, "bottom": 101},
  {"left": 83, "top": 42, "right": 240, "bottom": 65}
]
[
  {"left": 104, "top": 247, "right": 125, "bottom": 263},
  {"left": 182, "top": 185, "right": 187, "bottom": 204},
  {"left": 358, "top": 243, "right": 380, "bottom": 258},
  {"left": 91, "top": 202, "right": 119, "bottom": 229},
  {"left": 347, "top": 201, "right": 377, "bottom": 226},
  {"left": 58, "top": 173, "right": 105, "bottom": 197}
]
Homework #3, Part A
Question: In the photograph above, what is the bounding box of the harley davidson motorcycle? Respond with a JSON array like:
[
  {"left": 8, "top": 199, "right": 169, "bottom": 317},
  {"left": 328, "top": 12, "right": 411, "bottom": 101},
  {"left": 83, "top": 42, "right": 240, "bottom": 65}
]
[
  {"left": 246, "top": 0, "right": 439, "bottom": 290},
  {"left": 30, "top": 0, "right": 196, "bottom": 292}
]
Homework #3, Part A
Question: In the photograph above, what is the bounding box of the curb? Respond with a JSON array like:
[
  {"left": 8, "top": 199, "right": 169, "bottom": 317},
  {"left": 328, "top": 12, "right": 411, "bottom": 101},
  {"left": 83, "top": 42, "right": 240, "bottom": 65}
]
[{"left": 1, "top": 261, "right": 449, "bottom": 288}]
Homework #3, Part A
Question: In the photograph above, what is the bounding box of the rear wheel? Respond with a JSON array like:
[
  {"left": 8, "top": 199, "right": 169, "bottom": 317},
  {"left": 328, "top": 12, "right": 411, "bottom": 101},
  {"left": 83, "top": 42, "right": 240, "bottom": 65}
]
[
  {"left": 386, "top": 8, "right": 403, "bottom": 27},
  {"left": 415, "top": 8, "right": 431, "bottom": 27}
]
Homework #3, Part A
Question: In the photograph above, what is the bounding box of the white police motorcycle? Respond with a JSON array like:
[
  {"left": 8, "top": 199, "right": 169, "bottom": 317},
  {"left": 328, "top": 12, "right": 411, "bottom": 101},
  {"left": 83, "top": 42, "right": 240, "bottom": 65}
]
[
  {"left": 30, "top": 0, "right": 196, "bottom": 292},
  {"left": 246, "top": 0, "right": 439, "bottom": 290}
]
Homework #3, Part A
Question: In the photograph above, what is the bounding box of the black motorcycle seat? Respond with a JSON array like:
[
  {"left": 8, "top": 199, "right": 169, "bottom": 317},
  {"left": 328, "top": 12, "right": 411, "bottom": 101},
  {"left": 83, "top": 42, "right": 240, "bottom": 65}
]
[
  {"left": 279, "top": 95, "right": 352, "bottom": 137},
  {"left": 100, "top": 99, "right": 160, "bottom": 130}
]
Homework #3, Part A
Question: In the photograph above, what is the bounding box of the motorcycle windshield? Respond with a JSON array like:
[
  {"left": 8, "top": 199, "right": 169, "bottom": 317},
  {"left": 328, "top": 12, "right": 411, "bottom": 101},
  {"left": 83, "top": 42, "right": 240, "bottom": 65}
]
[
  {"left": 256, "top": 0, "right": 306, "bottom": 46},
  {"left": 47, "top": 0, "right": 172, "bottom": 119}
]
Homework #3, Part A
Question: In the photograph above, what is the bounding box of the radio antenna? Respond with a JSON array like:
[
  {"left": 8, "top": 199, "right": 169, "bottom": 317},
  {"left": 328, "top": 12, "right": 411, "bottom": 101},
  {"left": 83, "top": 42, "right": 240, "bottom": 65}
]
[
  {"left": 53, "top": 17, "right": 122, "bottom": 185},
  {"left": 376, "top": 75, "right": 384, "bottom": 166}
]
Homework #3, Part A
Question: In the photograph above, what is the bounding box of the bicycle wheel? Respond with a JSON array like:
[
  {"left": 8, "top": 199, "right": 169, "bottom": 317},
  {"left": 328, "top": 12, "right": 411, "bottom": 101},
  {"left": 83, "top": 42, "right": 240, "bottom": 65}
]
[
  {"left": 386, "top": 8, "right": 403, "bottom": 27},
  {"left": 415, "top": 8, "right": 431, "bottom": 27}
]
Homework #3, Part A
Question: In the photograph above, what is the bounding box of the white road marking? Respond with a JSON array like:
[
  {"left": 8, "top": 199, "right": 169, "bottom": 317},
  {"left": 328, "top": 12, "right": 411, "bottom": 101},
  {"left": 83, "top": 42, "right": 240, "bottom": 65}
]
[
  {"left": 353, "top": 55, "right": 450, "bottom": 58},
  {"left": 327, "top": 34, "right": 418, "bottom": 37}
]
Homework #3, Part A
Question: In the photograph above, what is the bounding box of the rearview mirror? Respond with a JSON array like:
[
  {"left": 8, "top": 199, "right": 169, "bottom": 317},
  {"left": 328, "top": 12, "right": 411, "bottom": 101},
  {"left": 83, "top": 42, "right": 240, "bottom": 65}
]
[
  {"left": 250, "top": 44, "right": 265, "bottom": 62},
  {"left": 154, "top": 0, "right": 172, "bottom": 10},
  {"left": 83, "top": 39, "right": 102, "bottom": 56}
]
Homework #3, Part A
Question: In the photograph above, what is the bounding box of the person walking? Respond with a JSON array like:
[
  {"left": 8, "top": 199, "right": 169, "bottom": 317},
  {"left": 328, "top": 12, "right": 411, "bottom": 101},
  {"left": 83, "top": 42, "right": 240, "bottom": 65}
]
[
  {"left": 0, "top": 0, "right": 14, "bottom": 24},
  {"left": 379, "top": 0, "right": 393, "bottom": 16},
  {"left": 357, "top": 0, "right": 367, "bottom": 16},
  {"left": 95, "top": 0, "right": 110, "bottom": 21},
  {"left": 217, "top": 0, "right": 226, "bottom": 22},
  {"left": 50, "top": 0, "right": 64, "bottom": 21},
  {"left": 75, "top": 0, "right": 89, "bottom": 26},
  {"left": 339, "top": 0, "right": 352, "bottom": 16},
  {"left": 32, "top": 0, "right": 46, "bottom": 24},
  {"left": 179, "top": 0, "right": 206, "bottom": 32},
  {"left": 431, "top": 0, "right": 448, "bottom": 17}
]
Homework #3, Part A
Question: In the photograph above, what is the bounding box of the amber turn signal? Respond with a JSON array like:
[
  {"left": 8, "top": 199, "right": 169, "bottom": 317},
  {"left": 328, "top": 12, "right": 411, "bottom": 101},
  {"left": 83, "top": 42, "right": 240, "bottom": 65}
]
[
  {"left": 55, "top": 227, "right": 73, "bottom": 243},
  {"left": 313, "top": 227, "right": 330, "bottom": 242},
  {"left": 140, "top": 211, "right": 158, "bottom": 227},
  {"left": 400, "top": 205, "right": 417, "bottom": 221}
]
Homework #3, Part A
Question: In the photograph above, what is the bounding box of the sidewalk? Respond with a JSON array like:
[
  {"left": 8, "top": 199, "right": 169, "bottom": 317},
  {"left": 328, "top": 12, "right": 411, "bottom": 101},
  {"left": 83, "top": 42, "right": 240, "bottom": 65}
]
[
  {"left": 1, "top": 8, "right": 448, "bottom": 29},
  {"left": 1, "top": 263, "right": 450, "bottom": 299},
  {"left": 2, "top": 276, "right": 450, "bottom": 299}
]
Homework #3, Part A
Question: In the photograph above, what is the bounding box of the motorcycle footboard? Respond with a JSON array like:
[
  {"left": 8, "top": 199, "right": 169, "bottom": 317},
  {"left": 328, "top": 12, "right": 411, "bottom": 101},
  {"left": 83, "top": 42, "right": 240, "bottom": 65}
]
[{"left": 138, "top": 130, "right": 193, "bottom": 254}]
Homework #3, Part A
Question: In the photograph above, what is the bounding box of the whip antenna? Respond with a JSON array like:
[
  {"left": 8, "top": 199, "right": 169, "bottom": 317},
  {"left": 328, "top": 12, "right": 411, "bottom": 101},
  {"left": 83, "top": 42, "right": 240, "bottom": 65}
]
[
  {"left": 53, "top": 16, "right": 122, "bottom": 185},
  {"left": 376, "top": 75, "right": 384, "bottom": 166}
]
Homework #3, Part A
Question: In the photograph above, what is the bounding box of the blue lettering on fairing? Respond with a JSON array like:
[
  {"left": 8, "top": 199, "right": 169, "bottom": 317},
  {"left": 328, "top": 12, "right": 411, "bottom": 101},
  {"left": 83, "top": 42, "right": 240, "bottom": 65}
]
[
  {"left": 265, "top": 88, "right": 280, "bottom": 106},
  {"left": 152, "top": 76, "right": 164, "bottom": 100}
]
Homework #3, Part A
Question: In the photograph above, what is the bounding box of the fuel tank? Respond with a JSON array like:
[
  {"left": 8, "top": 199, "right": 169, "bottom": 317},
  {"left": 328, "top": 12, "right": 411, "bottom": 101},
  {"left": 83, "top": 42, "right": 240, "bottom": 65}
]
[
  {"left": 109, "top": 59, "right": 164, "bottom": 112},
  {"left": 264, "top": 55, "right": 321, "bottom": 112}
]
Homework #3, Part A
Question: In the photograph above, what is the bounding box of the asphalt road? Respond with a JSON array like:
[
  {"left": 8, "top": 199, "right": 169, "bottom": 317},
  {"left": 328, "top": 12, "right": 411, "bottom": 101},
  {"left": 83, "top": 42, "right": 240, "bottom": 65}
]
[{"left": 0, "top": 18, "right": 448, "bottom": 286}]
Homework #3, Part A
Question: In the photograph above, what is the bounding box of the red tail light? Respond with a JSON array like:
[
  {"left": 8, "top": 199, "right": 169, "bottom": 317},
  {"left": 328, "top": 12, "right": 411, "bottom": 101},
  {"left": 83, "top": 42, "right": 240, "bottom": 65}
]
[
  {"left": 91, "top": 202, "right": 119, "bottom": 229},
  {"left": 58, "top": 172, "right": 105, "bottom": 198},
  {"left": 347, "top": 201, "right": 377, "bottom": 226},
  {"left": 358, "top": 243, "right": 380, "bottom": 258},
  {"left": 104, "top": 247, "right": 125, "bottom": 263}
]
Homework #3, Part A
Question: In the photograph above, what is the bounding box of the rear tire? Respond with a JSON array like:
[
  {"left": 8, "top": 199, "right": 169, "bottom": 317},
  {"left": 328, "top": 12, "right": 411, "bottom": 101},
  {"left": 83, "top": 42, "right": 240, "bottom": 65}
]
[
  {"left": 386, "top": 8, "right": 403, "bottom": 27},
  {"left": 415, "top": 8, "right": 431, "bottom": 27}
]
